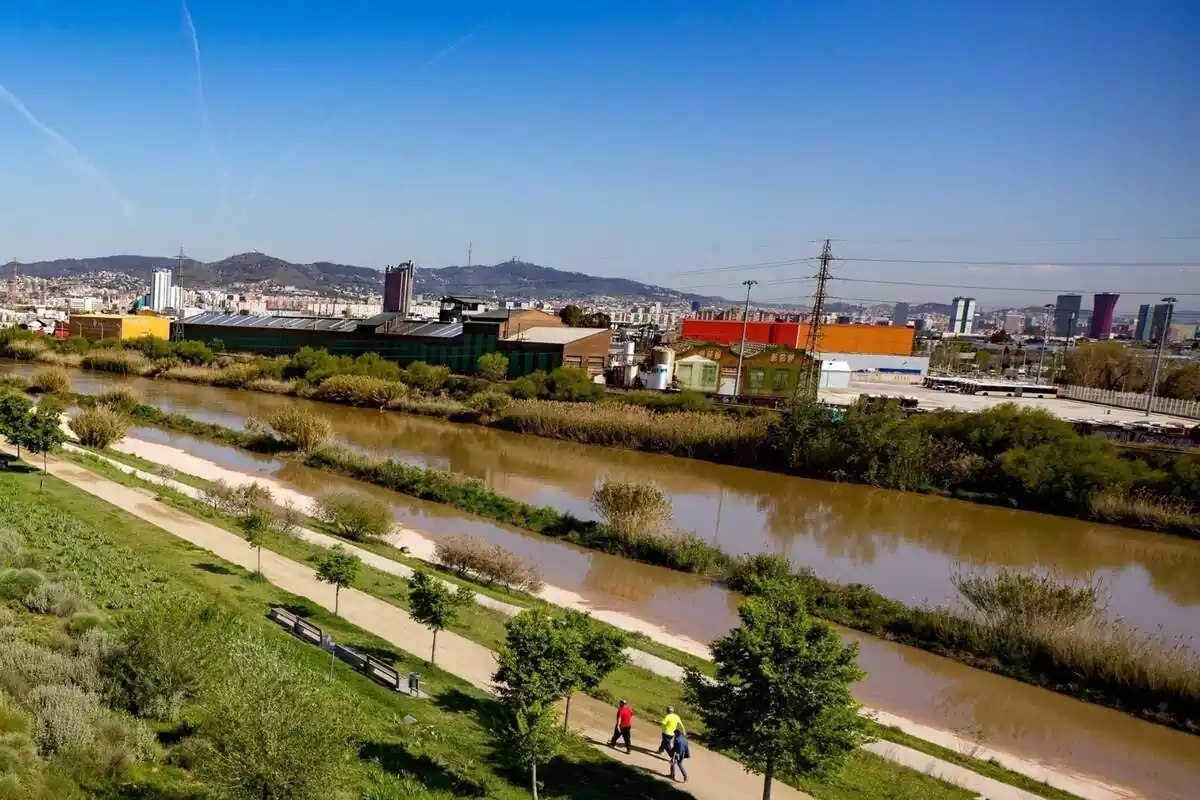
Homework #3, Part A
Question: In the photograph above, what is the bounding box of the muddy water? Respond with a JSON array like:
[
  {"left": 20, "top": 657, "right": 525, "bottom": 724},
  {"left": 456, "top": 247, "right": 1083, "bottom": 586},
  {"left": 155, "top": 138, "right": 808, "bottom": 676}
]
[
  {"left": 118, "top": 426, "right": 1200, "bottom": 800},
  {"left": 9, "top": 362, "right": 1200, "bottom": 796},
  {"left": 17, "top": 362, "right": 1200, "bottom": 642}
]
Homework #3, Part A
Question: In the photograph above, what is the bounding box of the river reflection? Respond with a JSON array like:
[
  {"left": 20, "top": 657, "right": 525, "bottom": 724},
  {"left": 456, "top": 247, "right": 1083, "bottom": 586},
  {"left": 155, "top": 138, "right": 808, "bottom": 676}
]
[{"left": 22, "top": 362, "right": 1197, "bottom": 642}]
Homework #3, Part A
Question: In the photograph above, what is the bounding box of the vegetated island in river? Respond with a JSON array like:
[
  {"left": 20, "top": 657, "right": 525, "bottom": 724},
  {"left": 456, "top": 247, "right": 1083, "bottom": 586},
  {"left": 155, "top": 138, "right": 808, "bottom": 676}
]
[
  {"left": 38, "top": 383, "right": 1200, "bottom": 737},
  {"left": 4, "top": 332, "right": 1199, "bottom": 540}
]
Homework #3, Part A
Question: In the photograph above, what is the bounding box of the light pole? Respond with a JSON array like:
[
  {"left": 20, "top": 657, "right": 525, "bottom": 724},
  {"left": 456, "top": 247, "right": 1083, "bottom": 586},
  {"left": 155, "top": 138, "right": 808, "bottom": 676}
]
[
  {"left": 1036, "top": 303, "right": 1054, "bottom": 384},
  {"left": 733, "top": 279, "right": 757, "bottom": 397},
  {"left": 1145, "top": 296, "right": 1177, "bottom": 416}
]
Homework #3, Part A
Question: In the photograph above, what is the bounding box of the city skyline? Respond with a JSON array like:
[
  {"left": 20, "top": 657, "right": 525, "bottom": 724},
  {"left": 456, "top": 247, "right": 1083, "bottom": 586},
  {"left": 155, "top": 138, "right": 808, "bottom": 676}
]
[{"left": 0, "top": 1, "right": 1196, "bottom": 307}]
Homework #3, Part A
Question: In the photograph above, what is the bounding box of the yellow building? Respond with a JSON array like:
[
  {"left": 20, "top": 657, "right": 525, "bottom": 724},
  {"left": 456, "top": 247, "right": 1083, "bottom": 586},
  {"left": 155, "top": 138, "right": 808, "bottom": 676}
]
[{"left": 67, "top": 314, "right": 170, "bottom": 341}]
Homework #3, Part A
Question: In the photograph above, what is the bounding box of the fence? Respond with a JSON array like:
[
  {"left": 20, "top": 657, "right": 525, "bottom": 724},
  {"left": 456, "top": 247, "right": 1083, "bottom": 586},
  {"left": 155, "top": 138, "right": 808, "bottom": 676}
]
[{"left": 1061, "top": 385, "right": 1200, "bottom": 421}]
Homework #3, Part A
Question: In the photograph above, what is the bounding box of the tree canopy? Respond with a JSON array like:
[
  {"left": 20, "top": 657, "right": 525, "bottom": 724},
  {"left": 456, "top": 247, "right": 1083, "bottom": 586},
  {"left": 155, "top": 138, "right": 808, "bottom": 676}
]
[
  {"left": 407, "top": 569, "right": 474, "bottom": 664},
  {"left": 684, "top": 580, "right": 869, "bottom": 800},
  {"left": 314, "top": 545, "right": 361, "bottom": 616}
]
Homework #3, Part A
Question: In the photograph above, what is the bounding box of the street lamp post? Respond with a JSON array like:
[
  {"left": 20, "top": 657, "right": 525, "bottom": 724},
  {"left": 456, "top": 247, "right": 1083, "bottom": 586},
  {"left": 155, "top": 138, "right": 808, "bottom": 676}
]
[
  {"left": 733, "top": 280, "right": 758, "bottom": 397},
  {"left": 1145, "top": 296, "right": 1177, "bottom": 416},
  {"left": 1036, "top": 302, "right": 1054, "bottom": 384}
]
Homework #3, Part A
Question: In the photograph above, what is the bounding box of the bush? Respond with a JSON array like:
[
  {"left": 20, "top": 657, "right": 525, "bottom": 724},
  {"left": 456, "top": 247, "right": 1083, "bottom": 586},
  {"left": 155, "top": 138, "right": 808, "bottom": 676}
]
[
  {"left": 308, "top": 374, "right": 404, "bottom": 408},
  {"left": 31, "top": 367, "right": 71, "bottom": 394},
  {"left": 67, "top": 612, "right": 106, "bottom": 636},
  {"left": 69, "top": 407, "right": 128, "bottom": 450},
  {"left": 172, "top": 340, "right": 214, "bottom": 365},
  {"left": 4, "top": 338, "right": 47, "bottom": 360},
  {"left": 728, "top": 553, "right": 794, "bottom": 593},
  {"left": 401, "top": 361, "right": 450, "bottom": 393},
  {"left": 590, "top": 478, "right": 672, "bottom": 539},
  {"left": 544, "top": 366, "right": 603, "bottom": 401},
  {"left": 94, "top": 386, "right": 140, "bottom": 413},
  {"left": 27, "top": 684, "right": 99, "bottom": 756},
  {"left": 0, "top": 567, "right": 46, "bottom": 600},
  {"left": 0, "top": 640, "right": 87, "bottom": 700},
  {"left": 508, "top": 371, "right": 547, "bottom": 400},
  {"left": 476, "top": 352, "right": 509, "bottom": 382},
  {"left": 80, "top": 349, "right": 152, "bottom": 376},
  {"left": 433, "top": 535, "right": 544, "bottom": 592},
  {"left": 244, "top": 377, "right": 296, "bottom": 395},
  {"left": 465, "top": 391, "right": 512, "bottom": 419},
  {"left": 265, "top": 408, "right": 333, "bottom": 453},
  {"left": 952, "top": 567, "right": 1099, "bottom": 631},
  {"left": 315, "top": 491, "right": 394, "bottom": 541},
  {"left": 23, "top": 579, "right": 90, "bottom": 617},
  {"left": 202, "top": 480, "right": 274, "bottom": 517}
]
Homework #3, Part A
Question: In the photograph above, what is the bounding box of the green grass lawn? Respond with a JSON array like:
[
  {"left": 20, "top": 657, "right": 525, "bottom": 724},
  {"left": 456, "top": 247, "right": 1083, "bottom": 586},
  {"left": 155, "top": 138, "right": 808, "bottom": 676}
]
[{"left": 52, "top": 450, "right": 1053, "bottom": 800}]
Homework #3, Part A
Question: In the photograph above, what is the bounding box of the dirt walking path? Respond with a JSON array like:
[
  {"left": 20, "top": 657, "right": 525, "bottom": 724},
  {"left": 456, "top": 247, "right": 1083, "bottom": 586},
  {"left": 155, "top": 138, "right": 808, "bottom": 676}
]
[{"left": 35, "top": 451, "right": 810, "bottom": 800}]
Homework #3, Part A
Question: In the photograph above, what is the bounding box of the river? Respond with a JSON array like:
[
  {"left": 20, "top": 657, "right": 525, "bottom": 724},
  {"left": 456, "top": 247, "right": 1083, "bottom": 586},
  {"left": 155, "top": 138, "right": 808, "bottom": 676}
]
[{"left": 6, "top": 361, "right": 1200, "bottom": 798}]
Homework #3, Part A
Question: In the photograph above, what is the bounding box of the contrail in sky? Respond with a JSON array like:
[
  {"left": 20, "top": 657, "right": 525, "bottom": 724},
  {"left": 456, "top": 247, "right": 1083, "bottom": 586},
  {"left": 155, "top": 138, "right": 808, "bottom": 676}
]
[
  {"left": 236, "top": 23, "right": 487, "bottom": 227},
  {"left": 182, "top": 0, "right": 230, "bottom": 226},
  {"left": 0, "top": 82, "right": 137, "bottom": 220}
]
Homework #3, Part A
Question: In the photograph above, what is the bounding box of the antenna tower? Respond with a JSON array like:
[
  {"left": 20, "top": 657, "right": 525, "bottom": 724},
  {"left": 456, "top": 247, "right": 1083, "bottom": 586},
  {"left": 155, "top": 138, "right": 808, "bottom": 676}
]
[
  {"left": 798, "top": 239, "right": 833, "bottom": 400},
  {"left": 172, "top": 246, "right": 187, "bottom": 341}
]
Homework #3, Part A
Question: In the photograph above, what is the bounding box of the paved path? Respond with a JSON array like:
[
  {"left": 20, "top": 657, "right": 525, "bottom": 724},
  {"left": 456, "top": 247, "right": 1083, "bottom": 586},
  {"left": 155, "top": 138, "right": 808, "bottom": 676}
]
[
  {"left": 36, "top": 448, "right": 810, "bottom": 800},
  {"left": 65, "top": 442, "right": 1118, "bottom": 800}
]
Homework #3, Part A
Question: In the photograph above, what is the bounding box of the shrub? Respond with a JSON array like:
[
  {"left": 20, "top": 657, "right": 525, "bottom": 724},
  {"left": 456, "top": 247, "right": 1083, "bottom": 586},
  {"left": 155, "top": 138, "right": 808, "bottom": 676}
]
[
  {"left": 728, "top": 553, "right": 794, "bottom": 593},
  {"left": 544, "top": 366, "right": 603, "bottom": 401},
  {"left": 308, "top": 374, "right": 402, "bottom": 408},
  {"left": 172, "top": 340, "right": 214, "bottom": 365},
  {"left": 244, "top": 377, "right": 296, "bottom": 395},
  {"left": 159, "top": 364, "right": 222, "bottom": 384},
  {"left": 4, "top": 338, "right": 47, "bottom": 360},
  {"left": 433, "top": 535, "right": 544, "bottom": 593},
  {"left": 590, "top": 478, "right": 672, "bottom": 539},
  {"left": 23, "top": 579, "right": 90, "bottom": 617},
  {"left": 27, "top": 684, "right": 99, "bottom": 756},
  {"left": 508, "top": 371, "right": 547, "bottom": 400},
  {"left": 401, "top": 361, "right": 450, "bottom": 393},
  {"left": 67, "top": 612, "right": 106, "bottom": 636},
  {"left": 31, "top": 367, "right": 71, "bottom": 394},
  {"left": 315, "top": 491, "right": 394, "bottom": 541},
  {"left": 465, "top": 391, "right": 512, "bottom": 420},
  {"left": 0, "top": 567, "right": 46, "bottom": 600},
  {"left": 265, "top": 408, "right": 333, "bottom": 453},
  {"left": 0, "top": 640, "right": 84, "bottom": 700},
  {"left": 103, "top": 594, "right": 234, "bottom": 723},
  {"left": 476, "top": 352, "right": 510, "bottom": 382},
  {"left": 81, "top": 349, "right": 152, "bottom": 376},
  {"left": 952, "top": 567, "right": 1100, "bottom": 631},
  {"left": 95, "top": 386, "right": 140, "bottom": 413},
  {"left": 69, "top": 407, "right": 128, "bottom": 450},
  {"left": 202, "top": 480, "right": 274, "bottom": 517}
]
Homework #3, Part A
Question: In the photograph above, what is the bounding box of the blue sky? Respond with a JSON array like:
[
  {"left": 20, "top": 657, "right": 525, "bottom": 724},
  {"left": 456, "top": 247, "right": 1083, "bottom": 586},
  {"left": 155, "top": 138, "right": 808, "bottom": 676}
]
[{"left": 0, "top": 0, "right": 1196, "bottom": 308}]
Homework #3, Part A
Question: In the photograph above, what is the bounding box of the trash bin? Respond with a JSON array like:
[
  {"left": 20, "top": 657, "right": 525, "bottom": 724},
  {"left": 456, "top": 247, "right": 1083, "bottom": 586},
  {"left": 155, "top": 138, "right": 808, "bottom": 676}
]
[{"left": 408, "top": 672, "right": 421, "bottom": 697}]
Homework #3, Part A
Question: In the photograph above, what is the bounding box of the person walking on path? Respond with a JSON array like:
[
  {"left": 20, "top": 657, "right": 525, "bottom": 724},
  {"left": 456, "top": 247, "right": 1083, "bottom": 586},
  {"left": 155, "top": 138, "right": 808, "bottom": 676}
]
[
  {"left": 657, "top": 706, "right": 685, "bottom": 758},
  {"left": 608, "top": 699, "right": 634, "bottom": 754},
  {"left": 670, "top": 728, "right": 691, "bottom": 783}
]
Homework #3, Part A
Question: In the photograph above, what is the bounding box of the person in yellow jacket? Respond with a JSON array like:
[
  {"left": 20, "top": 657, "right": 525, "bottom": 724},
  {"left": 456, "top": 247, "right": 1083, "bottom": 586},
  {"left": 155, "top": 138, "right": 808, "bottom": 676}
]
[{"left": 656, "top": 706, "right": 686, "bottom": 758}]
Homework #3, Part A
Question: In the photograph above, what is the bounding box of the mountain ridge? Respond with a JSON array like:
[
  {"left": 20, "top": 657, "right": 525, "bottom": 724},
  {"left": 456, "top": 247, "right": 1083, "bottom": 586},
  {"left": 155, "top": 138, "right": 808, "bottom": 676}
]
[{"left": 13, "top": 253, "right": 727, "bottom": 303}]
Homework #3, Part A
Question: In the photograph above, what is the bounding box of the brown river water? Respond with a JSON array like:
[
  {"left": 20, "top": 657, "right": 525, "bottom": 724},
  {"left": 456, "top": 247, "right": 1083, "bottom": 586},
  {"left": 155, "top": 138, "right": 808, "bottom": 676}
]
[{"left": 6, "top": 362, "right": 1200, "bottom": 797}]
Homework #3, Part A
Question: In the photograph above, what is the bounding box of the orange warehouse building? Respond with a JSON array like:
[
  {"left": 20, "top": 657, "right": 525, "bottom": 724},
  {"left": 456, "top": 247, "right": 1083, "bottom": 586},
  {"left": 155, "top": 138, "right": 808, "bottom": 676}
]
[{"left": 679, "top": 319, "right": 914, "bottom": 356}]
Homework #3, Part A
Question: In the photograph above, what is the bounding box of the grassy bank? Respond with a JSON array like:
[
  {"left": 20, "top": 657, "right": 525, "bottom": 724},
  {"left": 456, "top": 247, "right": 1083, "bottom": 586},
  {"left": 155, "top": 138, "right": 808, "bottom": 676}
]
[
  {"left": 70, "top": 401, "right": 1200, "bottom": 735},
  {"left": 58, "top": 449, "right": 1080, "bottom": 800},
  {"left": 6, "top": 332, "right": 1198, "bottom": 538},
  {"left": 11, "top": 456, "right": 988, "bottom": 800}
]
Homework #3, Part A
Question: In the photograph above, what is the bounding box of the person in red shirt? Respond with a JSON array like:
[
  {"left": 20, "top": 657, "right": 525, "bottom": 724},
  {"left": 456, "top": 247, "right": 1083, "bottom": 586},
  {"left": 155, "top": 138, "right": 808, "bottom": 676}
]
[{"left": 608, "top": 699, "right": 634, "bottom": 754}]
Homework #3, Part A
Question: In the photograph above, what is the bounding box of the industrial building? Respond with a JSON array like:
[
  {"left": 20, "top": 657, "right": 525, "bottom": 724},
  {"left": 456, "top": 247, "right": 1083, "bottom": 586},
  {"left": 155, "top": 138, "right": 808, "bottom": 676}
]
[
  {"left": 67, "top": 313, "right": 170, "bottom": 341},
  {"left": 678, "top": 319, "right": 915, "bottom": 356},
  {"left": 174, "top": 299, "right": 611, "bottom": 378},
  {"left": 667, "top": 341, "right": 818, "bottom": 397}
]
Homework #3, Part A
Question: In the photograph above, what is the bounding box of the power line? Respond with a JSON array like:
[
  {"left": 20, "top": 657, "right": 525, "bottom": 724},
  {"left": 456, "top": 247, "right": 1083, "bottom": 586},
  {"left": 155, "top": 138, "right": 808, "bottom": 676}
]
[
  {"left": 674, "top": 257, "right": 815, "bottom": 276},
  {"left": 829, "top": 276, "right": 1200, "bottom": 297},
  {"left": 838, "top": 257, "right": 1198, "bottom": 268}
]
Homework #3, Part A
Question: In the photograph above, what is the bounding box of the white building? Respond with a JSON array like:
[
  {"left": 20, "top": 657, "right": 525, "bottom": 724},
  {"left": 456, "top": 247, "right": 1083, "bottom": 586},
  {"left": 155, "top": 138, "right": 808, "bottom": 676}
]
[
  {"left": 1003, "top": 312, "right": 1024, "bottom": 334},
  {"left": 950, "top": 296, "right": 977, "bottom": 335},
  {"left": 67, "top": 296, "right": 100, "bottom": 313},
  {"left": 150, "top": 268, "right": 173, "bottom": 311}
]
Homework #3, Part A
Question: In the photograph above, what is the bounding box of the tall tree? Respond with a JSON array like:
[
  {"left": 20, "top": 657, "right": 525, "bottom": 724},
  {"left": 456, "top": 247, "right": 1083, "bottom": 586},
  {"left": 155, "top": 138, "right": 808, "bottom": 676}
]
[
  {"left": 0, "top": 391, "right": 34, "bottom": 458},
  {"left": 684, "top": 580, "right": 870, "bottom": 800},
  {"left": 476, "top": 352, "right": 510, "bottom": 382},
  {"left": 407, "top": 569, "right": 475, "bottom": 664},
  {"left": 492, "top": 608, "right": 584, "bottom": 799},
  {"left": 560, "top": 611, "right": 629, "bottom": 728},
  {"left": 314, "top": 545, "right": 361, "bottom": 616},
  {"left": 238, "top": 508, "right": 274, "bottom": 575},
  {"left": 20, "top": 400, "right": 66, "bottom": 477},
  {"left": 557, "top": 305, "right": 584, "bottom": 327}
]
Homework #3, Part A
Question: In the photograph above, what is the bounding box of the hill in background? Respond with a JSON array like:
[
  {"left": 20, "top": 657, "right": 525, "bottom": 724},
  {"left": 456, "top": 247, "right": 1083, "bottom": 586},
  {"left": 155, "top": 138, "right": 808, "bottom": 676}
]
[{"left": 15, "top": 253, "right": 726, "bottom": 303}]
